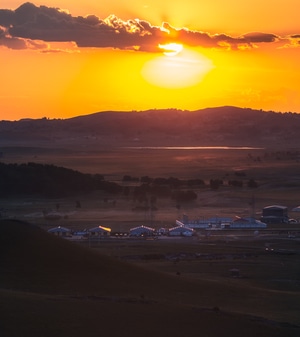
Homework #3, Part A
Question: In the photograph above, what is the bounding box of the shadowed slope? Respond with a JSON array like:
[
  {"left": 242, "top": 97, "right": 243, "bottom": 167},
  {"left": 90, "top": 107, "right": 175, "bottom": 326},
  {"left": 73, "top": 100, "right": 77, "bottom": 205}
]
[{"left": 0, "top": 219, "right": 173, "bottom": 296}]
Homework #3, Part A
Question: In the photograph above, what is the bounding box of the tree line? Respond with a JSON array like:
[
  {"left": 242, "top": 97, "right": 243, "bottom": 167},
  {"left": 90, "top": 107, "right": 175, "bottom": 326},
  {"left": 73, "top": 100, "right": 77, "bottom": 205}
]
[
  {"left": 0, "top": 162, "right": 121, "bottom": 197},
  {"left": 0, "top": 162, "right": 258, "bottom": 199}
]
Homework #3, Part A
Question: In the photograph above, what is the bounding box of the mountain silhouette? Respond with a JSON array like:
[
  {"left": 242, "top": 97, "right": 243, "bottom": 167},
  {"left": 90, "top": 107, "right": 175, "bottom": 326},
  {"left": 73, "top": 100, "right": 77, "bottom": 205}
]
[{"left": 1, "top": 106, "right": 299, "bottom": 148}]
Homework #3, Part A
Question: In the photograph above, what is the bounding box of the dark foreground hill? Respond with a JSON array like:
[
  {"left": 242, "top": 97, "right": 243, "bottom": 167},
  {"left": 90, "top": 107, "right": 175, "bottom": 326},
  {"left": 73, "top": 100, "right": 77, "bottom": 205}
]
[
  {"left": 0, "top": 219, "right": 299, "bottom": 337},
  {"left": 1, "top": 106, "right": 300, "bottom": 148}
]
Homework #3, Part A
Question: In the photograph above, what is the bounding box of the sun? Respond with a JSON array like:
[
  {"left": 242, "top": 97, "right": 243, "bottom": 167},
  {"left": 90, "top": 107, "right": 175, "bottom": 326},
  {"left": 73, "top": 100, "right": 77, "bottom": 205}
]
[
  {"left": 142, "top": 44, "right": 214, "bottom": 89},
  {"left": 159, "top": 43, "right": 183, "bottom": 56}
]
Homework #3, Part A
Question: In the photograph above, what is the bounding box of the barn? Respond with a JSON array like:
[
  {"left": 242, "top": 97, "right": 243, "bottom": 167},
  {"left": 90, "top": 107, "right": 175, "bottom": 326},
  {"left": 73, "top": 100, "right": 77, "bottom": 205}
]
[
  {"left": 177, "top": 216, "right": 233, "bottom": 229},
  {"left": 48, "top": 226, "right": 71, "bottom": 237},
  {"left": 168, "top": 226, "right": 194, "bottom": 237},
  {"left": 88, "top": 226, "right": 111, "bottom": 236},
  {"left": 129, "top": 225, "right": 155, "bottom": 237}
]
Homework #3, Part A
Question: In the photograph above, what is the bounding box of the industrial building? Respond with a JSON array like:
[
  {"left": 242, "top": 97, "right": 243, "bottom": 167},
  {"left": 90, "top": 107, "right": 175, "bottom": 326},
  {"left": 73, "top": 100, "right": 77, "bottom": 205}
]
[
  {"left": 260, "top": 205, "right": 289, "bottom": 224},
  {"left": 129, "top": 225, "right": 155, "bottom": 237}
]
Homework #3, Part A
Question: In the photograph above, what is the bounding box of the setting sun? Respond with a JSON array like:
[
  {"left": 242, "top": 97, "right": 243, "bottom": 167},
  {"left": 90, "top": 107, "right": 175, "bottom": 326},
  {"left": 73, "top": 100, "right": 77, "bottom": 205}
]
[
  {"left": 1, "top": 1, "right": 300, "bottom": 119},
  {"left": 141, "top": 45, "right": 214, "bottom": 88},
  {"left": 159, "top": 43, "right": 183, "bottom": 56}
]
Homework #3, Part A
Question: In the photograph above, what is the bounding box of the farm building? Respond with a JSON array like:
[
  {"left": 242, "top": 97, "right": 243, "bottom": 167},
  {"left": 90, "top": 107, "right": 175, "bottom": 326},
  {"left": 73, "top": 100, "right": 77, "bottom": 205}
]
[
  {"left": 230, "top": 217, "right": 267, "bottom": 229},
  {"left": 177, "top": 215, "right": 233, "bottom": 229},
  {"left": 176, "top": 219, "right": 208, "bottom": 229},
  {"left": 260, "top": 205, "right": 288, "bottom": 223},
  {"left": 168, "top": 225, "right": 194, "bottom": 237},
  {"left": 129, "top": 225, "right": 155, "bottom": 237},
  {"left": 88, "top": 226, "right": 111, "bottom": 236},
  {"left": 48, "top": 226, "right": 71, "bottom": 237}
]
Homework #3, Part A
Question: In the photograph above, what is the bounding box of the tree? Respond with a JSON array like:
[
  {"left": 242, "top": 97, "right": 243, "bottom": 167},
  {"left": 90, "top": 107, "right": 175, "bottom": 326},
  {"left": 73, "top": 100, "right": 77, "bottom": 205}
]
[
  {"left": 171, "top": 190, "right": 197, "bottom": 203},
  {"left": 210, "top": 179, "right": 223, "bottom": 190},
  {"left": 247, "top": 179, "right": 258, "bottom": 188}
]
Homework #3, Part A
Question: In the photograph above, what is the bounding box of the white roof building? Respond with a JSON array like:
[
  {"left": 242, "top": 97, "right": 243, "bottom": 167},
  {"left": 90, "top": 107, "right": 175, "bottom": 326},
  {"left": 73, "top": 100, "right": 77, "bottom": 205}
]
[
  {"left": 177, "top": 216, "right": 233, "bottom": 229},
  {"left": 231, "top": 217, "right": 267, "bottom": 229},
  {"left": 168, "top": 225, "right": 194, "bottom": 237},
  {"left": 48, "top": 226, "right": 71, "bottom": 236},
  {"left": 129, "top": 225, "right": 155, "bottom": 237},
  {"left": 88, "top": 226, "right": 111, "bottom": 236}
]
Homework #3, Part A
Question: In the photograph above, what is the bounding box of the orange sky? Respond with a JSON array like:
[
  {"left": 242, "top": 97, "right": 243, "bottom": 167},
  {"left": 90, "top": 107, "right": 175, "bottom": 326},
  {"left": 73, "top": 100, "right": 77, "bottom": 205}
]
[{"left": 1, "top": 1, "right": 300, "bottom": 120}]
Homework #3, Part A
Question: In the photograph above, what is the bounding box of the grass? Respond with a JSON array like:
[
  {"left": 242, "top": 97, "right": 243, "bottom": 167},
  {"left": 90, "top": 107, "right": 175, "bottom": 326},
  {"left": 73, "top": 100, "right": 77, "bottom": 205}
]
[
  {"left": 2, "top": 288, "right": 296, "bottom": 337},
  {"left": 87, "top": 236, "right": 300, "bottom": 321}
]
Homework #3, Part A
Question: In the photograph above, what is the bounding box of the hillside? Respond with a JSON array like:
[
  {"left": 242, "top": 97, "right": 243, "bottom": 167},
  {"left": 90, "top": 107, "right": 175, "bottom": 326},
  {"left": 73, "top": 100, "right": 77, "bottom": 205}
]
[
  {"left": 1, "top": 106, "right": 300, "bottom": 149},
  {"left": 0, "top": 219, "right": 299, "bottom": 337}
]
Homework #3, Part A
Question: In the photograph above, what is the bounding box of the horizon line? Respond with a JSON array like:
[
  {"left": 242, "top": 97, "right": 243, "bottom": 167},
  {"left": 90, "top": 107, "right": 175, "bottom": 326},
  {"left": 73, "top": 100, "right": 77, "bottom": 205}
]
[{"left": 2, "top": 105, "right": 299, "bottom": 122}]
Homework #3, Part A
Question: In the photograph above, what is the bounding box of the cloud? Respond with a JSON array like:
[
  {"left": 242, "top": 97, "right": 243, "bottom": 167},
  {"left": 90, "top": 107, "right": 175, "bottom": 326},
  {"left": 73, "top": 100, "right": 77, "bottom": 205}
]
[
  {"left": 0, "top": 25, "right": 50, "bottom": 50},
  {"left": 0, "top": 26, "right": 27, "bottom": 49},
  {"left": 241, "top": 32, "right": 278, "bottom": 43},
  {"left": 0, "top": 2, "right": 298, "bottom": 52},
  {"left": 0, "top": 2, "right": 161, "bottom": 51},
  {"left": 163, "top": 23, "right": 280, "bottom": 49},
  {"left": 278, "top": 34, "right": 300, "bottom": 49}
]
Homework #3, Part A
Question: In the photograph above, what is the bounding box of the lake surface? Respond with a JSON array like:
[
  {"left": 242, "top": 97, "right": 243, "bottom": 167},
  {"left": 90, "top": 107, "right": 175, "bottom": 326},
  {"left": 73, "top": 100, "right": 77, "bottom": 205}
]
[{"left": 124, "top": 146, "right": 264, "bottom": 150}]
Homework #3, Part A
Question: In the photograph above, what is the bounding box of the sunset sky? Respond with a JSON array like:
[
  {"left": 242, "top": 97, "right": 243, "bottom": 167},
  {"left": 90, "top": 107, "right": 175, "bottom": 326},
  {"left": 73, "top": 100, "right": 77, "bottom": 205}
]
[{"left": 1, "top": 1, "right": 300, "bottom": 120}]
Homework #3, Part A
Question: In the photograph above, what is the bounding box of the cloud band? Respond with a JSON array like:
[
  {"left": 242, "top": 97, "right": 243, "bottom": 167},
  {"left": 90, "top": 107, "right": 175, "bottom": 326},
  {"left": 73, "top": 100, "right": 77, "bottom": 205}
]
[{"left": 0, "top": 2, "right": 299, "bottom": 51}]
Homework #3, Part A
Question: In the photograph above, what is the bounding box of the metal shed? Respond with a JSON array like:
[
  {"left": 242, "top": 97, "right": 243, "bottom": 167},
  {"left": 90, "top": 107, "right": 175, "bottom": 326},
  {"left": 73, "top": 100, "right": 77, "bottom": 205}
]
[
  {"left": 231, "top": 217, "right": 267, "bottom": 229},
  {"left": 48, "top": 226, "right": 71, "bottom": 237},
  {"left": 129, "top": 225, "right": 155, "bottom": 237},
  {"left": 88, "top": 226, "right": 111, "bottom": 236},
  {"left": 168, "top": 226, "right": 194, "bottom": 237},
  {"left": 261, "top": 205, "right": 288, "bottom": 223}
]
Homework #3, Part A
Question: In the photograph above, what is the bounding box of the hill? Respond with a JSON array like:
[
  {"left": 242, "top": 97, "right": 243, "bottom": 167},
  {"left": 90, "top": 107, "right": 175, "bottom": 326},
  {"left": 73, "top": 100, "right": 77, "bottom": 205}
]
[
  {"left": 0, "top": 219, "right": 299, "bottom": 337},
  {"left": 1, "top": 106, "right": 300, "bottom": 149}
]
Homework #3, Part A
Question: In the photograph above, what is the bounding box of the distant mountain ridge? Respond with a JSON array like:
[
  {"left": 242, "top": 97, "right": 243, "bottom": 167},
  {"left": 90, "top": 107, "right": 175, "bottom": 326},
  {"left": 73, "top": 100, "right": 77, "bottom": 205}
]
[{"left": 1, "top": 106, "right": 300, "bottom": 148}]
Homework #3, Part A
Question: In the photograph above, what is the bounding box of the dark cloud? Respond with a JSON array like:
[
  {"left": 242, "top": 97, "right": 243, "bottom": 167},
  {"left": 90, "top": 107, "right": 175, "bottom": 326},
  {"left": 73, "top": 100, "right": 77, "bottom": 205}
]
[
  {"left": 288, "top": 34, "right": 300, "bottom": 46},
  {"left": 0, "top": 2, "right": 298, "bottom": 51},
  {"left": 0, "top": 2, "right": 161, "bottom": 50},
  {"left": 240, "top": 32, "right": 278, "bottom": 43},
  {"left": 0, "top": 26, "right": 27, "bottom": 49}
]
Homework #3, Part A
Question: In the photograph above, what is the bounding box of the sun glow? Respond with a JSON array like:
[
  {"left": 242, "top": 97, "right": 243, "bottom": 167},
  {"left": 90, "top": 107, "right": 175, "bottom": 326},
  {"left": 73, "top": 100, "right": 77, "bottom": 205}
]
[
  {"left": 159, "top": 43, "right": 183, "bottom": 56},
  {"left": 142, "top": 45, "right": 214, "bottom": 88}
]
